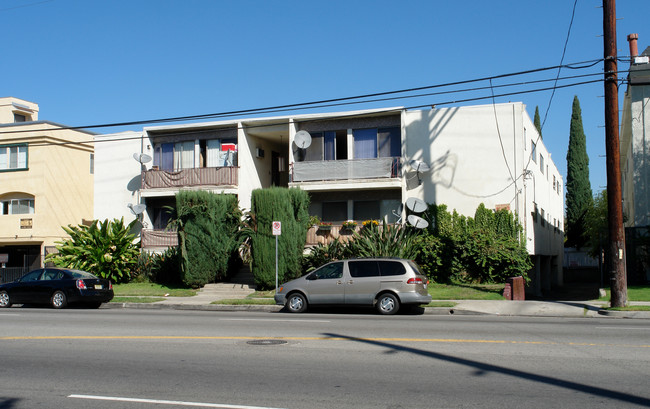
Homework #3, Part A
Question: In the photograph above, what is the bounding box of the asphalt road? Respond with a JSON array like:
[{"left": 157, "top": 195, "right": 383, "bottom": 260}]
[{"left": 1, "top": 308, "right": 649, "bottom": 409}]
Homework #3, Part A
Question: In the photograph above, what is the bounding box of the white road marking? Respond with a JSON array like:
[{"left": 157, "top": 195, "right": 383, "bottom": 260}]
[
  {"left": 68, "top": 394, "right": 287, "bottom": 409},
  {"left": 596, "top": 326, "right": 650, "bottom": 331},
  {"left": 219, "top": 318, "right": 330, "bottom": 323}
]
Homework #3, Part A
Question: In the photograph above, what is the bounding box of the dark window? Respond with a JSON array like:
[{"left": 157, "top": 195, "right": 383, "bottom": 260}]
[
  {"left": 312, "top": 262, "right": 343, "bottom": 279},
  {"left": 353, "top": 200, "right": 380, "bottom": 221},
  {"left": 14, "top": 113, "right": 27, "bottom": 122},
  {"left": 322, "top": 201, "right": 347, "bottom": 222},
  {"left": 348, "top": 261, "right": 379, "bottom": 278},
  {"left": 378, "top": 261, "right": 406, "bottom": 276}
]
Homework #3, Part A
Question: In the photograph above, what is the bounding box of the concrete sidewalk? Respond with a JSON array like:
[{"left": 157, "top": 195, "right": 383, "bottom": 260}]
[{"left": 106, "top": 283, "right": 650, "bottom": 318}]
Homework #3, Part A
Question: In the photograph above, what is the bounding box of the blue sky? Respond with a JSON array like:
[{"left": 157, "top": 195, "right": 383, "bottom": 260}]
[{"left": 2, "top": 0, "right": 648, "bottom": 194}]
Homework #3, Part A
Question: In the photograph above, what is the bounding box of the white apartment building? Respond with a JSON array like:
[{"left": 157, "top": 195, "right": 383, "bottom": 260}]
[{"left": 94, "top": 103, "right": 564, "bottom": 294}]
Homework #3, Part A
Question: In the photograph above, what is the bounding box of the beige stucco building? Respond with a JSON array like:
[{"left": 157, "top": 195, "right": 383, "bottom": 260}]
[{"left": 0, "top": 97, "right": 94, "bottom": 274}]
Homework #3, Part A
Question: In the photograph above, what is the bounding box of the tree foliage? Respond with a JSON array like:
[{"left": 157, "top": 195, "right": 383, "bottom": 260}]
[
  {"left": 302, "top": 202, "right": 532, "bottom": 285},
  {"left": 176, "top": 191, "right": 242, "bottom": 288},
  {"left": 250, "top": 187, "right": 310, "bottom": 290},
  {"left": 534, "top": 105, "right": 543, "bottom": 139},
  {"left": 45, "top": 218, "right": 140, "bottom": 283},
  {"left": 566, "top": 95, "right": 593, "bottom": 249}
]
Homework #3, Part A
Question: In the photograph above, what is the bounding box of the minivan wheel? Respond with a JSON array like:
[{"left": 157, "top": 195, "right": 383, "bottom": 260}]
[
  {"left": 286, "top": 293, "right": 307, "bottom": 313},
  {"left": 51, "top": 290, "right": 67, "bottom": 309},
  {"left": 376, "top": 293, "right": 399, "bottom": 315}
]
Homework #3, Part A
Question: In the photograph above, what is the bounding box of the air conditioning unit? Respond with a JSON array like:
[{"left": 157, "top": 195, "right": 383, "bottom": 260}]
[{"left": 256, "top": 148, "right": 265, "bottom": 158}]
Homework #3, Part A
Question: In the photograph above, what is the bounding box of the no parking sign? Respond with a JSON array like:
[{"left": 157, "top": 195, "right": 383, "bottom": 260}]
[{"left": 272, "top": 221, "right": 281, "bottom": 236}]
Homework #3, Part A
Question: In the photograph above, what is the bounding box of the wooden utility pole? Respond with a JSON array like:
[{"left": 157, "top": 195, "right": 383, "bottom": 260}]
[{"left": 603, "top": 0, "right": 627, "bottom": 307}]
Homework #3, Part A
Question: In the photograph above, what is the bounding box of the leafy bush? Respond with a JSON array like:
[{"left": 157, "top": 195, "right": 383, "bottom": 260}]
[
  {"left": 176, "top": 191, "right": 242, "bottom": 288},
  {"left": 417, "top": 203, "right": 531, "bottom": 284},
  {"left": 46, "top": 218, "right": 140, "bottom": 283},
  {"left": 134, "top": 248, "right": 182, "bottom": 285}
]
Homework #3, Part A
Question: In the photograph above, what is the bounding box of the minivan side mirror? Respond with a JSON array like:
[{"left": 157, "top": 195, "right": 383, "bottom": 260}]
[{"left": 306, "top": 274, "right": 317, "bottom": 281}]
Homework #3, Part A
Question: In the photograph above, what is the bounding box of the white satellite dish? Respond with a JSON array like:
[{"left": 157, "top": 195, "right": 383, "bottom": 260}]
[
  {"left": 407, "top": 215, "right": 429, "bottom": 229},
  {"left": 408, "top": 160, "right": 431, "bottom": 173},
  {"left": 294, "top": 130, "right": 312, "bottom": 149},
  {"left": 128, "top": 203, "right": 146, "bottom": 215},
  {"left": 405, "top": 197, "right": 428, "bottom": 214},
  {"left": 133, "top": 153, "right": 152, "bottom": 163},
  {"left": 392, "top": 203, "right": 404, "bottom": 224}
]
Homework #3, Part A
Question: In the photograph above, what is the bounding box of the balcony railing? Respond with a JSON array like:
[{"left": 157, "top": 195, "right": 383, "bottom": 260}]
[
  {"left": 291, "top": 157, "right": 400, "bottom": 183},
  {"left": 142, "top": 167, "right": 238, "bottom": 189},
  {"left": 141, "top": 229, "right": 179, "bottom": 249}
]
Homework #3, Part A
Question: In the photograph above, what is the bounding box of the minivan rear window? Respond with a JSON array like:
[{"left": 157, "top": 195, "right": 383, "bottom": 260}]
[
  {"left": 348, "top": 261, "right": 379, "bottom": 278},
  {"left": 378, "top": 261, "right": 406, "bottom": 276}
]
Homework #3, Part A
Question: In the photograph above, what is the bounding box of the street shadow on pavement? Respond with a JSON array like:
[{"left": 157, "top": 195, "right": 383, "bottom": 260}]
[
  {"left": 323, "top": 333, "right": 650, "bottom": 407},
  {"left": 0, "top": 398, "right": 20, "bottom": 409}
]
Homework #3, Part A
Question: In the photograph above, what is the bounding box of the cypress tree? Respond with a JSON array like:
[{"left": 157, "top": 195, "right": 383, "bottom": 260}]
[
  {"left": 565, "top": 96, "right": 593, "bottom": 249},
  {"left": 534, "top": 106, "right": 543, "bottom": 139}
]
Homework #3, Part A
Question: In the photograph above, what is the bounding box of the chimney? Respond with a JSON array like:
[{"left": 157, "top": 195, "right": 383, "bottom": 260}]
[{"left": 628, "top": 33, "right": 639, "bottom": 58}]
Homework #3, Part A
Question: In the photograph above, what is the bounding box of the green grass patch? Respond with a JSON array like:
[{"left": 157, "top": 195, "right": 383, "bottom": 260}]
[
  {"left": 428, "top": 282, "right": 505, "bottom": 300},
  {"left": 598, "top": 286, "right": 650, "bottom": 302},
  {"left": 111, "top": 296, "right": 165, "bottom": 303},
  {"left": 113, "top": 283, "right": 197, "bottom": 297},
  {"left": 212, "top": 298, "right": 277, "bottom": 305},
  {"left": 247, "top": 290, "right": 275, "bottom": 299}
]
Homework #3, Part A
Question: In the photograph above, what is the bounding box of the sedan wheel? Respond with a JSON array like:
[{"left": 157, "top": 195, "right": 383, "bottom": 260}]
[
  {"left": 286, "top": 293, "right": 307, "bottom": 313},
  {"left": 376, "top": 293, "right": 399, "bottom": 315},
  {"left": 51, "top": 290, "right": 67, "bottom": 309},
  {"left": 0, "top": 291, "right": 11, "bottom": 308}
]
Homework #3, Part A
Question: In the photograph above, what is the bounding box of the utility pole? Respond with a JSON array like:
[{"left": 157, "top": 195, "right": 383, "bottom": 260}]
[{"left": 603, "top": 0, "right": 627, "bottom": 307}]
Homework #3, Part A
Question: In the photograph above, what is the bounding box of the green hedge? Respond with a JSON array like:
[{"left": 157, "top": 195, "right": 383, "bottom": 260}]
[
  {"left": 176, "top": 191, "right": 241, "bottom": 288},
  {"left": 250, "top": 187, "right": 310, "bottom": 290}
]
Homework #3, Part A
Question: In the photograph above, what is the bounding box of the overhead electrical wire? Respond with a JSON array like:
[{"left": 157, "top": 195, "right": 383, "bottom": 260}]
[
  {"left": 1, "top": 58, "right": 604, "bottom": 138},
  {"left": 22, "top": 77, "right": 605, "bottom": 148}
]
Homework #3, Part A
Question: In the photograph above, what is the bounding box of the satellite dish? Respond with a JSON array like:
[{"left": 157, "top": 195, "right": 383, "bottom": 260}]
[
  {"left": 128, "top": 203, "right": 146, "bottom": 215},
  {"left": 407, "top": 215, "right": 429, "bottom": 229},
  {"left": 133, "top": 153, "right": 152, "bottom": 164},
  {"left": 408, "top": 160, "right": 431, "bottom": 173},
  {"left": 294, "top": 130, "right": 312, "bottom": 149},
  {"left": 392, "top": 203, "right": 404, "bottom": 224},
  {"left": 405, "top": 197, "right": 428, "bottom": 214}
]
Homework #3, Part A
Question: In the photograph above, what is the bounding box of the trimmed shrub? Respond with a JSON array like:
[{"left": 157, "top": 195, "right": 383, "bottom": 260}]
[
  {"left": 250, "top": 187, "right": 310, "bottom": 290},
  {"left": 176, "top": 191, "right": 241, "bottom": 288}
]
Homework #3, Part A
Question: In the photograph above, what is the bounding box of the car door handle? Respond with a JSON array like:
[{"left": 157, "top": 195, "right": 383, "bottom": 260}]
[
  {"left": 347, "top": 280, "right": 354, "bottom": 285},
  {"left": 336, "top": 281, "right": 343, "bottom": 285}
]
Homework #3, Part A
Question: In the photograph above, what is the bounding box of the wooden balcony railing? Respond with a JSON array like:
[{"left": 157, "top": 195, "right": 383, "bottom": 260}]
[
  {"left": 141, "top": 229, "right": 179, "bottom": 249},
  {"left": 142, "top": 167, "right": 238, "bottom": 189}
]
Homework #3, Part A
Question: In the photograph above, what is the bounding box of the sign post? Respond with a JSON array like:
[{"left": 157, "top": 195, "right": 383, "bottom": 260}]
[{"left": 272, "top": 221, "right": 281, "bottom": 293}]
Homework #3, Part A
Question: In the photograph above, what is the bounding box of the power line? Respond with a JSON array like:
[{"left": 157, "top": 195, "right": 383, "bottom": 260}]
[
  {"left": 23, "top": 78, "right": 605, "bottom": 148},
  {"left": 0, "top": 59, "right": 604, "bottom": 137}
]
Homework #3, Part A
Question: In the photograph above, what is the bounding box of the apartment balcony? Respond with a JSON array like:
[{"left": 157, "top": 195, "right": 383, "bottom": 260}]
[
  {"left": 142, "top": 166, "right": 238, "bottom": 190},
  {"left": 291, "top": 157, "right": 401, "bottom": 184},
  {"left": 141, "top": 229, "right": 178, "bottom": 249}
]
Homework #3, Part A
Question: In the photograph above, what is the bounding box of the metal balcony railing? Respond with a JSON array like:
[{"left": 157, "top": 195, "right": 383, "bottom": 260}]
[
  {"left": 142, "top": 167, "right": 238, "bottom": 189},
  {"left": 291, "top": 157, "right": 401, "bottom": 183}
]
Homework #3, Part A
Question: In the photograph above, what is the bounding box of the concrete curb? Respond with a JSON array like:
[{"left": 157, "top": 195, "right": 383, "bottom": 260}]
[{"left": 103, "top": 300, "right": 650, "bottom": 318}]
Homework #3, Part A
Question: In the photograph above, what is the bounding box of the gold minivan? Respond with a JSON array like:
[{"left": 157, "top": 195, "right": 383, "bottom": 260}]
[{"left": 274, "top": 258, "right": 431, "bottom": 315}]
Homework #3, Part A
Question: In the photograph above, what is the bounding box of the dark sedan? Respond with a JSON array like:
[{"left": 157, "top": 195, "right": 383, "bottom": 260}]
[{"left": 0, "top": 268, "right": 114, "bottom": 309}]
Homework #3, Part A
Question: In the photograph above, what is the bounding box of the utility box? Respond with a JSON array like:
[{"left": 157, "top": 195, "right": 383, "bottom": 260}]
[{"left": 504, "top": 276, "right": 525, "bottom": 301}]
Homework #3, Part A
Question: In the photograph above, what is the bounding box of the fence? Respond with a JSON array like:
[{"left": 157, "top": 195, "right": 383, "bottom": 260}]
[{"left": 0, "top": 267, "right": 28, "bottom": 284}]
